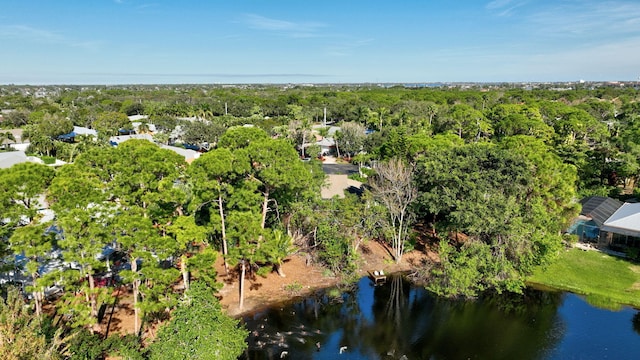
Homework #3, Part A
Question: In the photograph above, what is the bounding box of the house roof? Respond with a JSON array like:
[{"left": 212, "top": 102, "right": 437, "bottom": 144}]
[
  {"left": 580, "top": 196, "right": 623, "bottom": 228},
  {"left": 109, "top": 135, "right": 199, "bottom": 162},
  {"left": 159, "top": 144, "right": 200, "bottom": 162},
  {"left": 58, "top": 126, "right": 98, "bottom": 140},
  {"left": 109, "top": 134, "right": 154, "bottom": 144},
  {"left": 601, "top": 203, "right": 640, "bottom": 237},
  {"left": 73, "top": 126, "right": 97, "bottom": 136},
  {"left": 0, "top": 151, "right": 28, "bottom": 169},
  {"left": 128, "top": 115, "right": 148, "bottom": 122},
  {"left": 316, "top": 137, "right": 335, "bottom": 147}
]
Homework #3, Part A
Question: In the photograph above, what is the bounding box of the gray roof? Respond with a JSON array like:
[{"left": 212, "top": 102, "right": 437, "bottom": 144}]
[
  {"left": 73, "top": 126, "right": 97, "bottom": 137},
  {"left": 0, "top": 151, "right": 28, "bottom": 169},
  {"left": 601, "top": 202, "right": 640, "bottom": 237},
  {"left": 159, "top": 144, "right": 200, "bottom": 161},
  {"left": 110, "top": 134, "right": 153, "bottom": 144},
  {"left": 316, "top": 137, "right": 335, "bottom": 147},
  {"left": 109, "top": 135, "right": 199, "bottom": 162},
  {"left": 580, "top": 196, "right": 623, "bottom": 228}
]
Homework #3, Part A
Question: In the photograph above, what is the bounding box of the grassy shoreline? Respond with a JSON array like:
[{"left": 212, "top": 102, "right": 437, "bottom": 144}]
[{"left": 527, "top": 248, "right": 640, "bottom": 309}]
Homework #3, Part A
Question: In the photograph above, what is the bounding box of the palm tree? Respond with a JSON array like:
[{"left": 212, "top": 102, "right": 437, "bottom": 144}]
[
  {"left": 317, "top": 126, "right": 329, "bottom": 139},
  {"left": 377, "top": 107, "right": 390, "bottom": 131},
  {"left": 263, "top": 230, "right": 296, "bottom": 277},
  {"left": 136, "top": 122, "right": 150, "bottom": 134},
  {"left": 298, "top": 117, "right": 312, "bottom": 158},
  {"left": 353, "top": 105, "right": 370, "bottom": 124},
  {"left": 28, "top": 135, "right": 55, "bottom": 157},
  {"left": 0, "top": 131, "right": 16, "bottom": 151}
]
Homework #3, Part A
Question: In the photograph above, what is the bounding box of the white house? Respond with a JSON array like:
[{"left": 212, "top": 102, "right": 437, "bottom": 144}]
[
  {"left": 601, "top": 203, "right": 640, "bottom": 248},
  {"left": 72, "top": 126, "right": 98, "bottom": 137},
  {"left": 572, "top": 197, "right": 640, "bottom": 251},
  {"left": 315, "top": 137, "right": 336, "bottom": 156}
]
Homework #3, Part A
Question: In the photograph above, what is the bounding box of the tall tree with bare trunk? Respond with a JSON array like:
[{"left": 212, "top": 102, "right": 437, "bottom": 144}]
[{"left": 368, "top": 158, "right": 417, "bottom": 263}]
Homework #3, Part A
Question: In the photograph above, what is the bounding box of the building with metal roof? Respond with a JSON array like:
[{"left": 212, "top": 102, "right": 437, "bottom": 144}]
[
  {"left": 601, "top": 203, "right": 640, "bottom": 249},
  {"left": 572, "top": 196, "right": 640, "bottom": 251},
  {"left": 579, "top": 196, "right": 623, "bottom": 227}
]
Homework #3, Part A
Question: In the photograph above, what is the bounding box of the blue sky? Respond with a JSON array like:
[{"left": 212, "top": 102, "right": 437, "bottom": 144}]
[{"left": 2, "top": 0, "right": 640, "bottom": 84}]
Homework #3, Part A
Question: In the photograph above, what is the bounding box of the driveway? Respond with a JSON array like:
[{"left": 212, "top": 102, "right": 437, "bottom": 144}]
[
  {"left": 319, "top": 156, "right": 362, "bottom": 198},
  {"left": 322, "top": 163, "right": 359, "bottom": 175},
  {"left": 321, "top": 174, "right": 362, "bottom": 199}
]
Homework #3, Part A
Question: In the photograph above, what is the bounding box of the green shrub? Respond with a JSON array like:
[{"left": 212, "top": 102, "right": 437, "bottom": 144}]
[
  {"left": 347, "top": 173, "right": 367, "bottom": 182},
  {"left": 147, "top": 282, "right": 247, "bottom": 360},
  {"left": 103, "top": 334, "right": 145, "bottom": 360},
  {"left": 316, "top": 223, "right": 356, "bottom": 275},
  {"left": 41, "top": 156, "right": 56, "bottom": 164},
  {"left": 67, "top": 329, "right": 104, "bottom": 360},
  {"left": 256, "top": 265, "right": 271, "bottom": 277},
  {"left": 625, "top": 247, "right": 640, "bottom": 261},
  {"left": 284, "top": 281, "right": 303, "bottom": 295},
  {"left": 67, "top": 330, "right": 145, "bottom": 360},
  {"left": 360, "top": 167, "right": 375, "bottom": 177},
  {"left": 562, "top": 233, "right": 579, "bottom": 247},
  {"left": 577, "top": 186, "right": 618, "bottom": 199},
  {"left": 0, "top": 288, "right": 67, "bottom": 360},
  {"left": 404, "top": 230, "right": 418, "bottom": 253}
]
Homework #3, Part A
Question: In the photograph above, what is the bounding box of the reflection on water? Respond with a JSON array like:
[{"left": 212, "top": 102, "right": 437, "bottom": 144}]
[{"left": 240, "top": 275, "right": 640, "bottom": 360}]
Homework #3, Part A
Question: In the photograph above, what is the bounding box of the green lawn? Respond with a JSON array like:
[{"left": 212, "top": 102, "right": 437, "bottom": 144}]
[{"left": 528, "top": 248, "right": 640, "bottom": 309}]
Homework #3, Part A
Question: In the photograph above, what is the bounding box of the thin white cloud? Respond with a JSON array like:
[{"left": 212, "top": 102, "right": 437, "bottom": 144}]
[
  {"left": 239, "top": 13, "right": 375, "bottom": 56},
  {"left": 0, "top": 24, "right": 100, "bottom": 50},
  {"left": 240, "top": 14, "right": 326, "bottom": 38},
  {"left": 420, "top": 34, "right": 640, "bottom": 81},
  {"left": 486, "top": 0, "right": 529, "bottom": 16},
  {"left": 136, "top": 3, "right": 159, "bottom": 11},
  {"left": 0, "top": 25, "right": 62, "bottom": 42},
  {"left": 522, "top": 36, "right": 640, "bottom": 79},
  {"left": 528, "top": 1, "right": 640, "bottom": 37},
  {"left": 486, "top": 0, "right": 514, "bottom": 9},
  {"left": 324, "top": 38, "right": 374, "bottom": 57}
]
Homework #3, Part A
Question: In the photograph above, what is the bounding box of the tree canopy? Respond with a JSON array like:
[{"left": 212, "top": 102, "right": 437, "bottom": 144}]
[{"left": 1, "top": 82, "right": 639, "bottom": 353}]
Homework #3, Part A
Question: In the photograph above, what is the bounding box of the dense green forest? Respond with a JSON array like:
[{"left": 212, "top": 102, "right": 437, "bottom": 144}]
[{"left": 1, "top": 83, "right": 639, "bottom": 358}]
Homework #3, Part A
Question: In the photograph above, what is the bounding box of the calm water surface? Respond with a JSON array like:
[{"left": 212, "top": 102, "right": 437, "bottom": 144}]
[{"left": 240, "top": 275, "right": 640, "bottom": 360}]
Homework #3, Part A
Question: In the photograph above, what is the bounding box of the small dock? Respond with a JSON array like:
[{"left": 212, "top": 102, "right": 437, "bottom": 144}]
[{"left": 368, "top": 270, "right": 387, "bottom": 285}]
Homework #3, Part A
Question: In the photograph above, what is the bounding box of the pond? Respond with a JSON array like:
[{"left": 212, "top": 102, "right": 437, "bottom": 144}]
[{"left": 240, "top": 275, "right": 640, "bottom": 360}]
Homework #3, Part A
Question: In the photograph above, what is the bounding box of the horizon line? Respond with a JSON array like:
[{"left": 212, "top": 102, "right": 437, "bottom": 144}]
[{"left": 1, "top": 79, "right": 639, "bottom": 87}]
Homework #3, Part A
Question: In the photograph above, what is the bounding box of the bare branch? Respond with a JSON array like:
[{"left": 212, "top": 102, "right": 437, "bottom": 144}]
[{"left": 369, "top": 158, "right": 417, "bottom": 263}]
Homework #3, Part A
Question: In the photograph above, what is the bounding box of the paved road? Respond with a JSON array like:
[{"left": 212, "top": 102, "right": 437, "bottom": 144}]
[{"left": 322, "top": 164, "right": 359, "bottom": 175}]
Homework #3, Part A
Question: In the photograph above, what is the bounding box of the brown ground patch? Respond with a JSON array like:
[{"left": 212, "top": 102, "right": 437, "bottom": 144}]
[
  {"left": 101, "top": 287, "right": 137, "bottom": 336},
  {"left": 217, "top": 239, "right": 437, "bottom": 317},
  {"left": 98, "top": 238, "right": 436, "bottom": 337}
]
